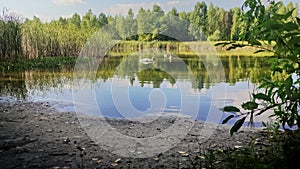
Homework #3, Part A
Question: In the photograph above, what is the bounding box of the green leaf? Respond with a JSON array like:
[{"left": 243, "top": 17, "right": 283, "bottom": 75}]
[
  {"left": 230, "top": 117, "right": 246, "bottom": 136},
  {"left": 221, "top": 106, "right": 240, "bottom": 113},
  {"left": 242, "top": 101, "right": 258, "bottom": 110},
  {"left": 222, "top": 115, "right": 235, "bottom": 124},
  {"left": 253, "top": 93, "right": 271, "bottom": 102},
  {"left": 284, "top": 9, "right": 296, "bottom": 20},
  {"left": 285, "top": 75, "right": 293, "bottom": 91},
  {"left": 287, "top": 115, "right": 295, "bottom": 128},
  {"left": 290, "top": 93, "right": 300, "bottom": 101},
  {"left": 272, "top": 67, "right": 283, "bottom": 74},
  {"left": 283, "top": 22, "right": 298, "bottom": 31},
  {"left": 296, "top": 17, "right": 300, "bottom": 25}
]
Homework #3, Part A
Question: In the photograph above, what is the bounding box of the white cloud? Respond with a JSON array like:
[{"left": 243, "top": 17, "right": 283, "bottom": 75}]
[
  {"left": 52, "top": 0, "right": 87, "bottom": 6},
  {"left": 167, "top": 0, "right": 180, "bottom": 6}
]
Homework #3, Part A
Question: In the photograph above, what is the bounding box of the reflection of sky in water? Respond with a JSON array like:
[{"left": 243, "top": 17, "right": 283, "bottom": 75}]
[
  {"left": 24, "top": 75, "right": 268, "bottom": 126},
  {"left": 96, "top": 78, "right": 206, "bottom": 119}
]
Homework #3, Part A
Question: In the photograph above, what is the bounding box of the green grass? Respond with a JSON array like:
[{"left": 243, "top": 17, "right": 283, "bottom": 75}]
[
  {"left": 194, "top": 131, "right": 300, "bottom": 169},
  {"left": 112, "top": 41, "right": 273, "bottom": 57},
  {"left": 0, "top": 57, "right": 77, "bottom": 71}
]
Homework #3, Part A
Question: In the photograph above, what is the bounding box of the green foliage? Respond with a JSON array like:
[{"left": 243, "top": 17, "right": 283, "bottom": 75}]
[
  {"left": 221, "top": 106, "right": 240, "bottom": 113},
  {"left": 208, "top": 30, "right": 221, "bottom": 41},
  {"left": 230, "top": 117, "right": 246, "bottom": 136},
  {"left": 230, "top": 7, "right": 243, "bottom": 40},
  {"left": 220, "top": 0, "right": 300, "bottom": 134},
  {"left": 189, "top": 1, "right": 208, "bottom": 40},
  {"left": 222, "top": 115, "right": 235, "bottom": 124},
  {"left": 242, "top": 101, "right": 258, "bottom": 110},
  {"left": 0, "top": 8, "right": 22, "bottom": 60},
  {"left": 0, "top": 57, "right": 77, "bottom": 71}
]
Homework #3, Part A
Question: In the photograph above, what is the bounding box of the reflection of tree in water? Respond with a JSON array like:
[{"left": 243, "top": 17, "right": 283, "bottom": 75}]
[
  {"left": 0, "top": 55, "right": 272, "bottom": 99},
  {"left": 24, "top": 70, "right": 73, "bottom": 95},
  {"left": 95, "top": 55, "right": 271, "bottom": 90},
  {"left": 0, "top": 70, "right": 73, "bottom": 99},
  {"left": 221, "top": 56, "right": 271, "bottom": 85},
  {"left": 0, "top": 72, "right": 27, "bottom": 99},
  {"left": 137, "top": 68, "right": 176, "bottom": 88},
  {"left": 96, "top": 56, "right": 123, "bottom": 81}
]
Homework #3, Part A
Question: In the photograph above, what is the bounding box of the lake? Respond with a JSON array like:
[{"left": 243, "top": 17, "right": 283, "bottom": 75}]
[{"left": 0, "top": 54, "right": 271, "bottom": 126}]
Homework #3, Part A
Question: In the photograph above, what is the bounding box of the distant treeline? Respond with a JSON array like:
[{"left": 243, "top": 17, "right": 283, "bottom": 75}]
[{"left": 0, "top": 1, "right": 298, "bottom": 59}]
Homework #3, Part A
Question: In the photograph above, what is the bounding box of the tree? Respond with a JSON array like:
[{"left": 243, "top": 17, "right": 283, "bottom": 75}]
[
  {"left": 189, "top": 1, "right": 208, "bottom": 40},
  {"left": 178, "top": 11, "right": 189, "bottom": 21},
  {"left": 125, "top": 9, "right": 137, "bottom": 40},
  {"left": 81, "top": 9, "right": 95, "bottom": 29},
  {"left": 151, "top": 4, "right": 165, "bottom": 40},
  {"left": 97, "top": 13, "right": 108, "bottom": 27},
  {"left": 152, "top": 4, "right": 164, "bottom": 14},
  {"left": 230, "top": 8, "right": 242, "bottom": 40},
  {"left": 168, "top": 8, "right": 179, "bottom": 17},
  {"left": 160, "top": 9, "right": 190, "bottom": 41},
  {"left": 136, "top": 6, "right": 164, "bottom": 41},
  {"left": 58, "top": 17, "right": 67, "bottom": 25},
  {"left": 220, "top": 9, "right": 232, "bottom": 40},
  {"left": 207, "top": 3, "right": 217, "bottom": 36},
  {"left": 69, "top": 13, "right": 81, "bottom": 28}
]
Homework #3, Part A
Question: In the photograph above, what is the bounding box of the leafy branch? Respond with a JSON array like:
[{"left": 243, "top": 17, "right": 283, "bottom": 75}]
[{"left": 218, "top": 0, "right": 300, "bottom": 135}]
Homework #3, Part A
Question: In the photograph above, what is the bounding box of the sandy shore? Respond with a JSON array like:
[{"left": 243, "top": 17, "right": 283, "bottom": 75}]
[{"left": 0, "top": 98, "right": 270, "bottom": 169}]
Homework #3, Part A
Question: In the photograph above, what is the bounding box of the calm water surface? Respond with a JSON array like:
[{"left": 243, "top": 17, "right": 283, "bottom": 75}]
[{"left": 0, "top": 55, "right": 271, "bottom": 125}]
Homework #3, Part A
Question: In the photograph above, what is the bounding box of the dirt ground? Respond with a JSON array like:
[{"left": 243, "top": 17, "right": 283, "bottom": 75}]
[{"left": 0, "top": 99, "right": 270, "bottom": 169}]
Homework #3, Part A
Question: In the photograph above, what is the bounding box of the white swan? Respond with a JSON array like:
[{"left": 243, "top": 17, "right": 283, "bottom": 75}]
[
  {"left": 163, "top": 54, "right": 173, "bottom": 60},
  {"left": 139, "top": 57, "right": 155, "bottom": 64}
]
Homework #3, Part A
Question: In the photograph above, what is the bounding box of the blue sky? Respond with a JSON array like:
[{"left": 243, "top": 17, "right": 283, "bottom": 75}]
[{"left": 0, "top": 0, "right": 299, "bottom": 21}]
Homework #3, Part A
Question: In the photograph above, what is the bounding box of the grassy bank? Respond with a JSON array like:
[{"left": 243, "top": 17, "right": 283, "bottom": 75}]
[
  {"left": 0, "top": 57, "right": 77, "bottom": 71},
  {"left": 112, "top": 41, "right": 273, "bottom": 57},
  {"left": 0, "top": 41, "right": 273, "bottom": 71}
]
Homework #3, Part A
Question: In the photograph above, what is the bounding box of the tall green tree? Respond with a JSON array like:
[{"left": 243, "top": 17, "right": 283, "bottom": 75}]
[
  {"left": 207, "top": 3, "right": 217, "bottom": 36},
  {"left": 97, "top": 13, "right": 108, "bottom": 27},
  {"left": 168, "top": 7, "right": 179, "bottom": 17},
  {"left": 230, "top": 7, "right": 243, "bottom": 40},
  {"left": 220, "top": 9, "right": 232, "bottom": 40},
  {"left": 68, "top": 13, "right": 81, "bottom": 28},
  {"left": 189, "top": 1, "right": 208, "bottom": 40},
  {"left": 81, "top": 9, "right": 95, "bottom": 29},
  {"left": 125, "top": 9, "right": 138, "bottom": 40}
]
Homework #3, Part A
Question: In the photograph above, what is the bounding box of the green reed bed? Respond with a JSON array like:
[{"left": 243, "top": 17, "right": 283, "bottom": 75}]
[{"left": 0, "top": 57, "right": 77, "bottom": 71}]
